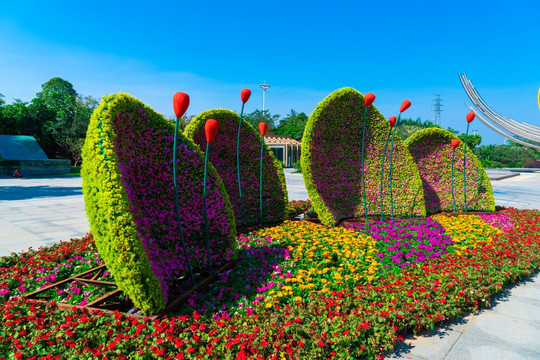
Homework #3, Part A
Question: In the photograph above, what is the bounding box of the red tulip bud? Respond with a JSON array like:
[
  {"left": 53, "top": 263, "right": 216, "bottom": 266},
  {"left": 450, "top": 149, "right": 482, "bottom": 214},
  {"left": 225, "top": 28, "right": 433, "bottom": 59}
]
[
  {"left": 389, "top": 116, "right": 397, "bottom": 128},
  {"left": 259, "top": 122, "right": 267, "bottom": 136},
  {"left": 451, "top": 139, "right": 460, "bottom": 149},
  {"left": 205, "top": 119, "right": 219, "bottom": 144},
  {"left": 241, "top": 89, "right": 251, "bottom": 104},
  {"left": 400, "top": 100, "right": 411, "bottom": 113},
  {"left": 364, "top": 93, "right": 375, "bottom": 107},
  {"left": 466, "top": 112, "right": 475, "bottom": 123},
  {"left": 173, "top": 92, "right": 190, "bottom": 118}
]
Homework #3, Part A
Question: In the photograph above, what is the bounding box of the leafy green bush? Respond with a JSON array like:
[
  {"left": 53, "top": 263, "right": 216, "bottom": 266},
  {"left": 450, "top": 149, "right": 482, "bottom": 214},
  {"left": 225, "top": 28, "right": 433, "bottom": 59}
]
[
  {"left": 301, "top": 87, "right": 426, "bottom": 226},
  {"left": 292, "top": 160, "right": 302, "bottom": 173}
]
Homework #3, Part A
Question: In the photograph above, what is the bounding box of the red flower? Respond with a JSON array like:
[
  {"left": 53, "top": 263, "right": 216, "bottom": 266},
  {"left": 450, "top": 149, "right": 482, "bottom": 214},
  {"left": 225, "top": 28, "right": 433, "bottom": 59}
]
[
  {"left": 241, "top": 89, "right": 251, "bottom": 104},
  {"left": 173, "top": 92, "right": 190, "bottom": 118},
  {"left": 389, "top": 116, "right": 397, "bottom": 128},
  {"left": 466, "top": 112, "right": 475, "bottom": 123},
  {"left": 318, "top": 340, "right": 325, "bottom": 347},
  {"left": 400, "top": 99, "right": 411, "bottom": 112},
  {"left": 451, "top": 139, "right": 460, "bottom": 149},
  {"left": 259, "top": 122, "right": 267, "bottom": 136},
  {"left": 205, "top": 119, "right": 220, "bottom": 144},
  {"left": 364, "top": 93, "right": 375, "bottom": 107}
]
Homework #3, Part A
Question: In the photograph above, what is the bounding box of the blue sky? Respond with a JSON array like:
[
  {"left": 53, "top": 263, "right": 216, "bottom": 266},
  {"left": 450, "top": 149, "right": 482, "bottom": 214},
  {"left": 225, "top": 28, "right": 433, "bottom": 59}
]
[{"left": 1, "top": 0, "right": 539, "bottom": 145}]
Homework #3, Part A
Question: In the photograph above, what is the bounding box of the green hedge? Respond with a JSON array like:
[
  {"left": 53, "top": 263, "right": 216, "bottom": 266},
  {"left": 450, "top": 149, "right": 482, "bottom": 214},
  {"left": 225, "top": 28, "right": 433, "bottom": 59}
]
[
  {"left": 184, "top": 109, "right": 289, "bottom": 228},
  {"left": 301, "top": 87, "right": 426, "bottom": 226},
  {"left": 81, "top": 93, "right": 236, "bottom": 314},
  {"left": 405, "top": 127, "right": 495, "bottom": 213}
]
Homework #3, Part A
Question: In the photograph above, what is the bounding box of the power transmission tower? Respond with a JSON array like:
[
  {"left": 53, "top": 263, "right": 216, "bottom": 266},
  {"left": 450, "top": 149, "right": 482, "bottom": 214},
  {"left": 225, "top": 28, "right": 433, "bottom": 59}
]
[{"left": 432, "top": 94, "right": 444, "bottom": 126}]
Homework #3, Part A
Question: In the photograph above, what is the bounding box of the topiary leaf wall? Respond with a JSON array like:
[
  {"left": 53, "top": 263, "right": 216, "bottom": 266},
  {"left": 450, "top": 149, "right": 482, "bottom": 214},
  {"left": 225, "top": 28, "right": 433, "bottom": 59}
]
[
  {"left": 301, "top": 87, "right": 426, "bottom": 226},
  {"left": 81, "top": 93, "right": 236, "bottom": 314},
  {"left": 184, "top": 109, "right": 289, "bottom": 228},
  {"left": 405, "top": 127, "right": 495, "bottom": 213}
]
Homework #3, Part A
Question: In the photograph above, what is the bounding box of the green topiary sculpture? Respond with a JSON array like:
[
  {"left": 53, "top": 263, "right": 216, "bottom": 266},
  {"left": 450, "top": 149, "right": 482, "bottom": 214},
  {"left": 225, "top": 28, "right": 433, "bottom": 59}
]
[
  {"left": 405, "top": 127, "right": 495, "bottom": 214},
  {"left": 81, "top": 93, "right": 236, "bottom": 314},
  {"left": 301, "top": 87, "right": 426, "bottom": 226},
  {"left": 184, "top": 109, "right": 289, "bottom": 228}
]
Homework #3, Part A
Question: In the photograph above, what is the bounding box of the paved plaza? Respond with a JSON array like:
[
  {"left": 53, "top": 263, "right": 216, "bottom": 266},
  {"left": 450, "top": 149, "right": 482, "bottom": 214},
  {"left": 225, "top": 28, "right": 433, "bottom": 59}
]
[{"left": 0, "top": 169, "right": 539, "bottom": 359}]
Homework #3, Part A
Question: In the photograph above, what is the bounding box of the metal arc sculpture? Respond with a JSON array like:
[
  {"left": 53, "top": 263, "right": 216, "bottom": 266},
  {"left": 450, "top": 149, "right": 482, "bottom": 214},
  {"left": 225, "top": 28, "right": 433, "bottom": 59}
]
[{"left": 459, "top": 73, "right": 540, "bottom": 150}]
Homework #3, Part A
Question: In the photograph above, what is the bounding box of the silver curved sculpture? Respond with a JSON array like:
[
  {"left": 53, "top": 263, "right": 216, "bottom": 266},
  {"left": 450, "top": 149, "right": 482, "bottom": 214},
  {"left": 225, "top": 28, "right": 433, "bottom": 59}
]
[{"left": 459, "top": 73, "right": 540, "bottom": 150}]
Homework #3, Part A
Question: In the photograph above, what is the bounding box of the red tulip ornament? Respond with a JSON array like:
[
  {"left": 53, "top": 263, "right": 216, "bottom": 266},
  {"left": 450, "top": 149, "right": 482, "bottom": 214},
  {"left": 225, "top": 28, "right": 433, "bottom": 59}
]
[
  {"left": 205, "top": 119, "right": 220, "bottom": 144},
  {"left": 259, "top": 122, "right": 267, "bottom": 136},
  {"left": 451, "top": 139, "right": 460, "bottom": 149},
  {"left": 364, "top": 93, "right": 375, "bottom": 107},
  {"left": 389, "top": 116, "right": 397, "bottom": 128},
  {"left": 400, "top": 100, "right": 411, "bottom": 113},
  {"left": 466, "top": 112, "right": 475, "bottom": 123},
  {"left": 173, "top": 92, "right": 190, "bottom": 118},
  {"left": 241, "top": 89, "right": 251, "bottom": 104}
]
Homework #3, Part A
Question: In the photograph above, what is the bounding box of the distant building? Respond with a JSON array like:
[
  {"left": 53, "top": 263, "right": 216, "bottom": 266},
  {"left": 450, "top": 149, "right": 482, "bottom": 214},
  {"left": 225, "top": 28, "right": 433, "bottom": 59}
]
[{"left": 264, "top": 135, "right": 301, "bottom": 168}]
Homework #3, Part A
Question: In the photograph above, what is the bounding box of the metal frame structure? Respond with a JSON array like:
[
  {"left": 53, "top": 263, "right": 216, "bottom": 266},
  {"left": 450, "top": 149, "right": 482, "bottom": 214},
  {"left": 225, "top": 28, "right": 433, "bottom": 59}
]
[{"left": 459, "top": 73, "right": 540, "bottom": 150}]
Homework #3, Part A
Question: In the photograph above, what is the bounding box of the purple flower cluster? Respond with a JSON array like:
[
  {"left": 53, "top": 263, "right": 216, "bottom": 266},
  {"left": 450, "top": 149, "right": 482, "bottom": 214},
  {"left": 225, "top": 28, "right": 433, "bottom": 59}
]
[
  {"left": 407, "top": 132, "right": 493, "bottom": 213},
  {"left": 173, "top": 235, "right": 292, "bottom": 317},
  {"left": 347, "top": 217, "right": 454, "bottom": 271},
  {"left": 113, "top": 109, "right": 235, "bottom": 301},
  {"left": 188, "top": 111, "right": 288, "bottom": 227},
  {"left": 305, "top": 88, "right": 425, "bottom": 224}
]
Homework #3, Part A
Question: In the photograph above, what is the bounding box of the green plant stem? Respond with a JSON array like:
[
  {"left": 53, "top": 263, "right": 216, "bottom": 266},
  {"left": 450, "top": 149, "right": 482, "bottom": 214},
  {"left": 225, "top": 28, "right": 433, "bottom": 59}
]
[
  {"left": 388, "top": 114, "right": 401, "bottom": 220},
  {"left": 260, "top": 136, "right": 264, "bottom": 227},
  {"left": 379, "top": 129, "right": 392, "bottom": 221},
  {"left": 361, "top": 105, "right": 369, "bottom": 222},
  {"left": 236, "top": 103, "right": 248, "bottom": 228},
  {"left": 451, "top": 147, "right": 456, "bottom": 213},
  {"left": 173, "top": 117, "right": 196, "bottom": 285},
  {"left": 463, "top": 122, "right": 470, "bottom": 213},
  {"left": 203, "top": 142, "right": 212, "bottom": 275}
]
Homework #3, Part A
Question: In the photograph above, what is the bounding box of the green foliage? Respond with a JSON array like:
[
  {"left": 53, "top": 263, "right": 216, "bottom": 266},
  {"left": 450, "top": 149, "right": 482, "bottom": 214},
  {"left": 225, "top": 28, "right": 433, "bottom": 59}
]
[
  {"left": 396, "top": 117, "right": 460, "bottom": 141},
  {"left": 301, "top": 87, "right": 426, "bottom": 226},
  {"left": 242, "top": 109, "right": 280, "bottom": 131},
  {"left": 274, "top": 109, "right": 308, "bottom": 141},
  {"left": 405, "top": 128, "right": 494, "bottom": 213},
  {"left": 292, "top": 160, "right": 302, "bottom": 173},
  {"left": 458, "top": 133, "right": 482, "bottom": 149},
  {"left": 0, "top": 78, "right": 97, "bottom": 164},
  {"left": 474, "top": 144, "right": 538, "bottom": 167}
]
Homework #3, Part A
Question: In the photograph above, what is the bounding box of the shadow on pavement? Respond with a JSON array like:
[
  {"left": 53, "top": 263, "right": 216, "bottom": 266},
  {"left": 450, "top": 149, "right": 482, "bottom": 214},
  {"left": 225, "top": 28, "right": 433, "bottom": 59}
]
[{"left": 0, "top": 186, "right": 83, "bottom": 201}]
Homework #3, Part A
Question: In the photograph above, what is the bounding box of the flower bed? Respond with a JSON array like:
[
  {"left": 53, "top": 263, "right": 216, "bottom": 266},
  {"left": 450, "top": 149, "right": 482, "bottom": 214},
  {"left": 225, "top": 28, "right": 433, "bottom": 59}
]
[{"left": 1, "top": 208, "right": 539, "bottom": 359}]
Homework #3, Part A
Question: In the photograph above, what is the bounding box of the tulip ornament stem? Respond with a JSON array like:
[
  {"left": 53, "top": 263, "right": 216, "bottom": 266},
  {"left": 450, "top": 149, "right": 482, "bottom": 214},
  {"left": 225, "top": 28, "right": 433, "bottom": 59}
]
[
  {"left": 450, "top": 139, "right": 460, "bottom": 213},
  {"left": 236, "top": 89, "right": 251, "bottom": 228},
  {"left": 203, "top": 142, "right": 212, "bottom": 274},
  {"left": 451, "top": 147, "right": 457, "bottom": 213},
  {"left": 388, "top": 100, "right": 411, "bottom": 220},
  {"left": 259, "top": 122, "right": 267, "bottom": 228},
  {"left": 463, "top": 112, "right": 475, "bottom": 213},
  {"left": 361, "top": 93, "right": 375, "bottom": 223},
  {"left": 172, "top": 92, "right": 196, "bottom": 286},
  {"left": 203, "top": 119, "right": 220, "bottom": 275},
  {"left": 379, "top": 116, "right": 396, "bottom": 221}
]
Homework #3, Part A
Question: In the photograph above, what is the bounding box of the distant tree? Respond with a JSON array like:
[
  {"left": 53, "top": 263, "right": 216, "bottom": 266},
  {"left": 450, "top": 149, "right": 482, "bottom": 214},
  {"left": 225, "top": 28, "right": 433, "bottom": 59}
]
[
  {"left": 243, "top": 109, "right": 280, "bottom": 131},
  {"left": 458, "top": 133, "right": 482, "bottom": 150},
  {"left": 167, "top": 114, "right": 195, "bottom": 132},
  {"left": 274, "top": 109, "right": 308, "bottom": 141},
  {"left": 0, "top": 93, "right": 5, "bottom": 106},
  {"left": 395, "top": 117, "right": 461, "bottom": 140}
]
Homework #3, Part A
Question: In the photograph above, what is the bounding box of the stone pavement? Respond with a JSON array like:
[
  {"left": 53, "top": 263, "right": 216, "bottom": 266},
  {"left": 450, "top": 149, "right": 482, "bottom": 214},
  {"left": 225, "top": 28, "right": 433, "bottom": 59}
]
[{"left": 0, "top": 169, "right": 539, "bottom": 359}]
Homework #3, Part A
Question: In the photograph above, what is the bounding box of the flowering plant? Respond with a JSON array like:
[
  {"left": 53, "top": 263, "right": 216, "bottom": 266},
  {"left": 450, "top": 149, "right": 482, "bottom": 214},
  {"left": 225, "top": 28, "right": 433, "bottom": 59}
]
[
  {"left": 301, "top": 87, "right": 426, "bottom": 226},
  {"left": 185, "top": 109, "right": 289, "bottom": 228}
]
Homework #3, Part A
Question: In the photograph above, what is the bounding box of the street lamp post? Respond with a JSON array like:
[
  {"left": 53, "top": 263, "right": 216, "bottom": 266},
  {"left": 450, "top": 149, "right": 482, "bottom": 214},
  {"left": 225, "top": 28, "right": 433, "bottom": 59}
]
[{"left": 259, "top": 82, "right": 270, "bottom": 111}]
